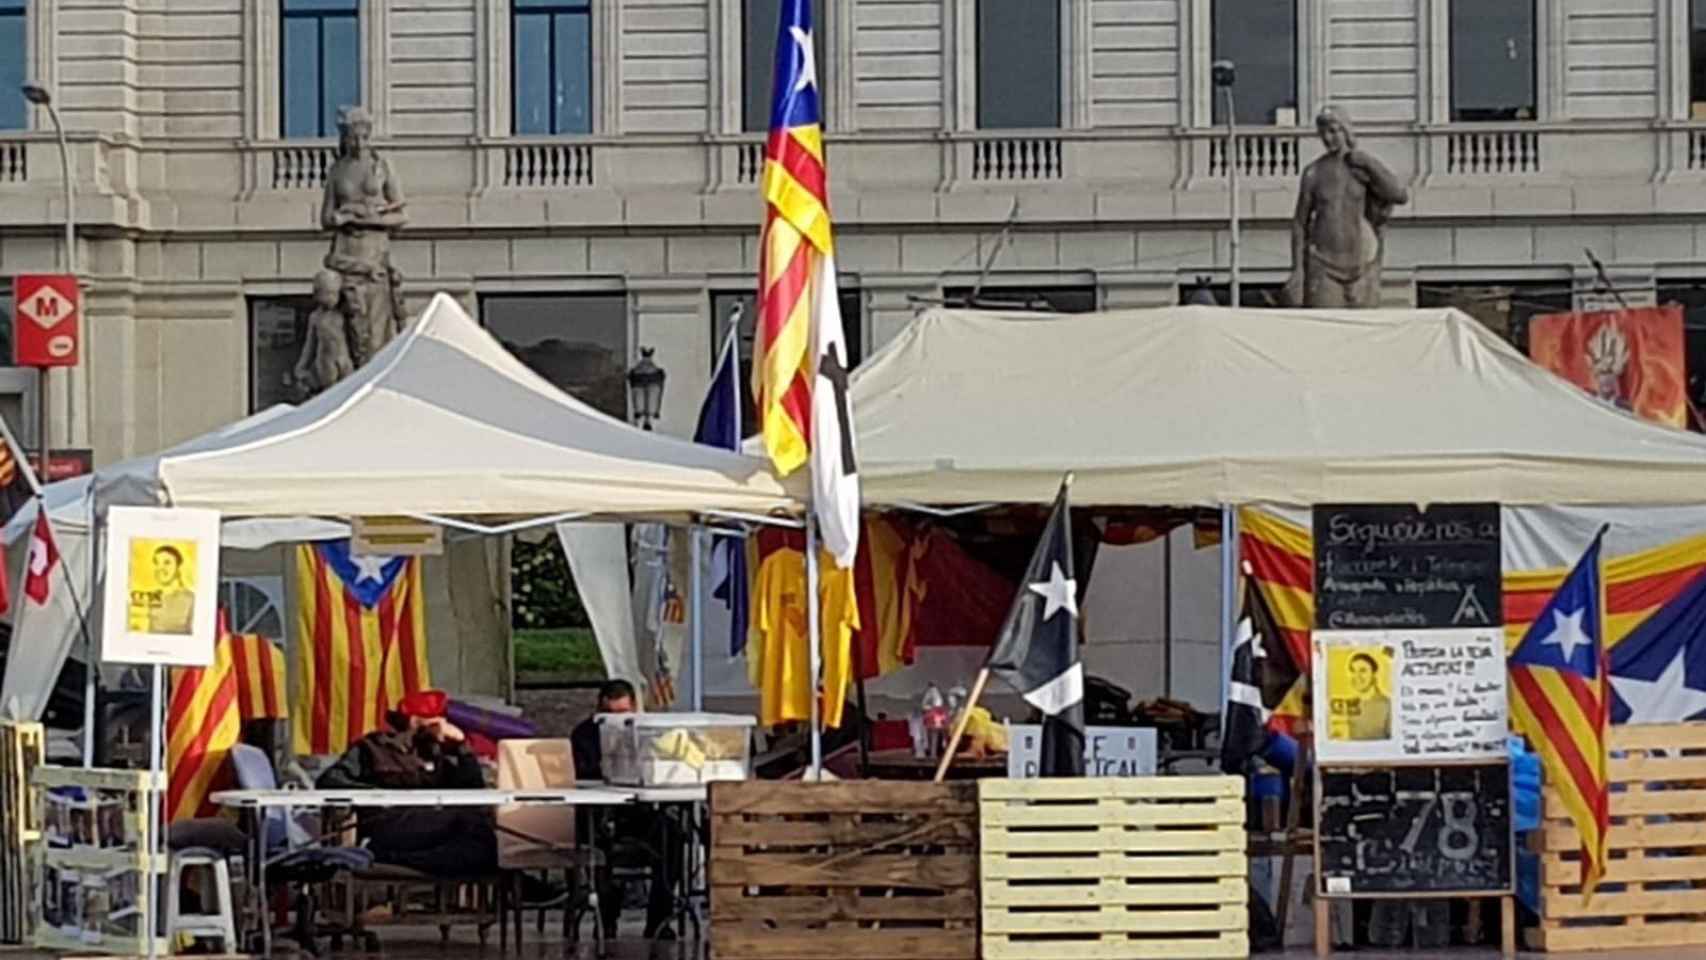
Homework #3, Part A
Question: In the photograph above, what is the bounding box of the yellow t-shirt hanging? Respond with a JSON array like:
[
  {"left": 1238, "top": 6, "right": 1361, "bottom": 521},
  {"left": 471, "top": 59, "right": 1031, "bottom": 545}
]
[{"left": 748, "top": 547, "right": 860, "bottom": 729}]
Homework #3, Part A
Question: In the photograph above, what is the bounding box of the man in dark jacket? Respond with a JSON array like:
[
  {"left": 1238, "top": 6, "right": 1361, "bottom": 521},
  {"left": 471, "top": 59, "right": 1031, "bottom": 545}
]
[{"left": 316, "top": 689, "right": 497, "bottom": 877}]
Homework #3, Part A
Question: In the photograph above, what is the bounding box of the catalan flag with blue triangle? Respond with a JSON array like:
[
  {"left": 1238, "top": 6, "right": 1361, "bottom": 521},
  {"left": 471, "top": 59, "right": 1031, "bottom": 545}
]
[
  {"left": 1509, "top": 529, "right": 1611, "bottom": 899},
  {"left": 292, "top": 540, "right": 430, "bottom": 755}
]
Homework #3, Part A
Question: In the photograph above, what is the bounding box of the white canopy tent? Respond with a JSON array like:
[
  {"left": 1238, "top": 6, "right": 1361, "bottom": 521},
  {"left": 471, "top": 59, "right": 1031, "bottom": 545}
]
[{"left": 849, "top": 305, "right": 1706, "bottom": 508}]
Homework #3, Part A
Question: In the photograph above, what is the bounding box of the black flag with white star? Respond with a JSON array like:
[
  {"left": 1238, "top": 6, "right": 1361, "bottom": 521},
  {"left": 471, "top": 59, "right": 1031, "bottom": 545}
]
[
  {"left": 986, "top": 477, "right": 1085, "bottom": 776},
  {"left": 1219, "top": 565, "right": 1298, "bottom": 775}
]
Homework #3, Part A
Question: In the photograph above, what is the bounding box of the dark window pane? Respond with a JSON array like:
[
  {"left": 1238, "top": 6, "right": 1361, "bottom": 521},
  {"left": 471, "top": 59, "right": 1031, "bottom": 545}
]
[
  {"left": 250, "top": 297, "right": 314, "bottom": 413},
  {"left": 1211, "top": 0, "right": 1297, "bottom": 125},
  {"left": 977, "top": 0, "right": 1060, "bottom": 129},
  {"left": 1449, "top": 0, "right": 1536, "bottom": 122},
  {"left": 514, "top": 13, "right": 552, "bottom": 134},
  {"left": 0, "top": 279, "right": 14, "bottom": 366},
  {"left": 1693, "top": 1, "right": 1706, "bottom": 112},
  {"left": 281, "top": 17, "right": 321, "bottom": 138},
  {"left": 1177, "top": 282, "right": 1290, "bottom": 308},
  {"left": 554, "top": 12, "right": 593, "bottom": 134},
  {"left": 482, "top": 295, "right": 629, "bottom": 418},
  {"left": 1656, "top": 281, "right": 1706, "bottom": 419},
  {"left": 1417, "top": 281, "right": 1571, "bottom": 352},
  {"left": 712, "top": 288, "right": 862, "bottom": 435},
  {"left": 942, "top": 285, "right": 1095, "bottom": 313},
  {"left": 0, "top": 12, "right": 25, "bottom": 132},
  {"left": 321, "top": 18, "right": 361, "bottom": 134},
  {"left": 743, "top": 0, "right": 828, "bottom": 132}
]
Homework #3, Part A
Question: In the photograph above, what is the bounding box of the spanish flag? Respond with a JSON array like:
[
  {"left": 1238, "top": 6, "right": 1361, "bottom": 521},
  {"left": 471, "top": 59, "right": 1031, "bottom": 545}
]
[{"left": 292, "top": 541, "right": 430, "bottom": 756}]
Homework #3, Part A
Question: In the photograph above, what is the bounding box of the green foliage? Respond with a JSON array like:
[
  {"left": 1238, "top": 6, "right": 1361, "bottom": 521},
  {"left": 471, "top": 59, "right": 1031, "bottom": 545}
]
[{"left": 510, "top": 538, "right": 589, "bottom": 629}]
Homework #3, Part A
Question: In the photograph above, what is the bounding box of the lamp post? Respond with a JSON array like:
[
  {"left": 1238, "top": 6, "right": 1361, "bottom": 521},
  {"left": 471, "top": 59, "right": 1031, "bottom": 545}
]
[
  {"left": 20, "top": 83, "right": 73, "bottom": 478},
  {"left": 627, "top": 347, "right": 666, "bottom": 431},
  {"left": 1211, "top": 61, "right": 1239, "bottom": 307}
]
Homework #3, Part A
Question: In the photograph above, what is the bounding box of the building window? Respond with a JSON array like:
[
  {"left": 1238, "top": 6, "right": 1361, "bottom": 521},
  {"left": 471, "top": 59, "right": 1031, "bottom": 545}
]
[
  {"left": 1657, "top": 280, "right": 1706, "bottom": 417},
  {"left": 281, "top": 0, "right": 360, "bottom": 139},
  {"left": 249, "top": 296, "right": 315, "bottom": 412},
  {"left": 1211, "top": 1, "right": 1297, "bottom": 125},
  {"left": 942, "top": 285, "right": 1096, "bottom": 313},
  {"left": 743, "top": 0, "right": 828, "bottom": 132},
  {"left": 482, "top": 294, "right": 629, "bottom": 418},
  {"left": 1692, "top": 1, "right": 1706, "bottom": 118},
  {"left": 1178, "top": 280, "right": 1290, "bottom": 308},
  {"left": 0, "top": 2, "right": 24, "bottom": 131},
  {"left": 1449, "top": 0, "right": 1536, "bottom": 122},
  {"left": 711, "top": 288, "right": 862, "bottom": 434},
  {"left": 513, "top": 0, "right": 593, "bottom": 135},
  {"left": 1417, "top": 281, "right": 1571, "bottom": 352},
  {"left": 977, "top": 0, "right": 1061, "bottom": 129}
]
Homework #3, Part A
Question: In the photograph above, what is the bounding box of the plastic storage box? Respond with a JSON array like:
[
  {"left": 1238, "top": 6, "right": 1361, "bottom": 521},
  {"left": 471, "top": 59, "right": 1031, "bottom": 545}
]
[{"left": 596, "top": 712, "right": 757, "bottom": 786}]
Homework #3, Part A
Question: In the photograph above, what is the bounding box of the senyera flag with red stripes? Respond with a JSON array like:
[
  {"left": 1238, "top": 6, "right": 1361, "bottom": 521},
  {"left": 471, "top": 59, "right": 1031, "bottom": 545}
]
[{"left": 291, "top": 541, "right": 430, "bottom": 756}]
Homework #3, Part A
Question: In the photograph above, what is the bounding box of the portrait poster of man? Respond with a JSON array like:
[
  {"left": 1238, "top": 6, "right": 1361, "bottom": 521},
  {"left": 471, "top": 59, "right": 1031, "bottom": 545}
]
[
  {"left": 1326, "top": 645, "right": 1393, "bottom": 742},
  {"left": 100, "top": 507, "right": 221, "bottom": 667}
]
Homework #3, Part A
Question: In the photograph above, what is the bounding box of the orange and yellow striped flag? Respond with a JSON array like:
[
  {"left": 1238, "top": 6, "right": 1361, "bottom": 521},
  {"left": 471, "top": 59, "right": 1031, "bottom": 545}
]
[
  {"left": 292, "top": 542, "right": 430, "bottom": 756},
  {"left": 166, "top": 623, "right": 241, "bottom": 823}
]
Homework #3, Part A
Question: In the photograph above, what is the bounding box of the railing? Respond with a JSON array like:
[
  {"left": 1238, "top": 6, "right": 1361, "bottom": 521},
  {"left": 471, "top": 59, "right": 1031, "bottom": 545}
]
[
  {"left": 1690, "top": 129, "right": 1706, "bottom": 171},
  {"left": 737, "top": 141, "right": 764, "bottom": 185},
  {"left": 1210, "top": 132, "right": 1300, "bottom": 178},
  {"left": 971, "top": 137, "right": 1063, "bottom": 181},
  {"left": 0, "top": 142, "right": 24, "bottom": 184},
  {"left": 1446, "top": 130, "right": 1540, "bottom": 175},
  {"left": 504, "top": 143, "right": 595, "bottom": 187},
  {"left": 270, "top": 145, "right": 334, "bottom": 190}
]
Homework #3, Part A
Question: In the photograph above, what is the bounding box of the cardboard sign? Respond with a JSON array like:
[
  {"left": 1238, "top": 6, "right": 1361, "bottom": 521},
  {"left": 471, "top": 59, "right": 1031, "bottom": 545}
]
[
  {"left": 12, "top": 275, "right": 81, "bottom": 368},
  {"left": 1312, "top": 628, "right": 1509, "bottom": 763},
  {"left": 1007, "top": 724, "right": 1157, "bottom": 778},
  {"left": 350, "top": 515, "right": 443, "bottom": 557},
  {"left": 100, "top": 507, "right": 221, "bottom": 666}
]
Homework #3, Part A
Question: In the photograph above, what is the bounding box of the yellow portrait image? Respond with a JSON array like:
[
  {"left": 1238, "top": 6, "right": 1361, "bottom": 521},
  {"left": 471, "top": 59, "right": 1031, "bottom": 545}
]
[
  {"left": 1325, "top": 644, "right": 1393, "bottom": 742},
  {"left": 125, "top": 538, "right": 198, "bottom": 636}
]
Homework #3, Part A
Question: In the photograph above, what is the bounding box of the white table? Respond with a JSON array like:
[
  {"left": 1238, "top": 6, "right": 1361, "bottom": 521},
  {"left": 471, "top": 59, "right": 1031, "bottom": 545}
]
[
  {"left": 210, "top": 786, "right": 634, "bottom": 957},
  {"left": 629, "top": 785, "right": 708, "bottom": 804}
]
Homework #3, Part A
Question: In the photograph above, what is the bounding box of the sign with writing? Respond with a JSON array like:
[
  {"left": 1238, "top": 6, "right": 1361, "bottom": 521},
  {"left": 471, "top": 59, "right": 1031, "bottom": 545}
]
[
  {"left": 99, "top": 507, "right": 222, "bottom": 666},
  {"left": 1313, "top": 629, "right": 1507, "bottom": 763},
  {"left": 1007, "top": 725, "right": 1156, "bottom": 778},
  {"left": 43, "top": 450, "right": 92, "bottom": 483},
  {"left": 1317, "top": 762, "right": 1513, "bottom": 895},
  {"left": 350, "top": 515, "right": 443, "bottom": 557},
  {"left": 12, "top": 274, "right": 82, "bottom": 368},
  {"left": 1313, "top": 503, "right": 1501, "bottom": 631}
]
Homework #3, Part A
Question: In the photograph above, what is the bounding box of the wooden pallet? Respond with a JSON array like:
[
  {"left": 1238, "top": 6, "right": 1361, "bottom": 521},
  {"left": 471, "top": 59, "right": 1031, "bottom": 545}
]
[
  {"left": 979, "top": 777, "right": 1248, "bottom": 960},
  {"left": 0, "top": 721, "right": 44, "bottom": 945},
  {"left": 708, "top": 780, "right": 979, "bottom": 960},
  {"left": 1530, "top": 722, "right": 1706, "bottom": 952}
]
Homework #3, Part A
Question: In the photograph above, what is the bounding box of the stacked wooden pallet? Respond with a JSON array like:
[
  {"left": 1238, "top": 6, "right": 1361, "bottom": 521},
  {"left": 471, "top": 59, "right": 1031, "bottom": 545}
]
[
  {"left": 708, "top": 780, "right": 979, "bottom": 960},
  {"left": 0, "top": 721, "right": 44, "bottom": 944},
  {"left": 979, "top": 776, "right": 1248, "bottom": 960},
  {"left": 1531, "top": 722, "right": 1706, "bottom": 951}
]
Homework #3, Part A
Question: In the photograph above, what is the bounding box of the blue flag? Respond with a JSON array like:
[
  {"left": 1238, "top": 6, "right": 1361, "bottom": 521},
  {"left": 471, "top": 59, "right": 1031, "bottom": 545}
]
[{"left": 696, "top": 328, "right": 750, "bottom": 655}]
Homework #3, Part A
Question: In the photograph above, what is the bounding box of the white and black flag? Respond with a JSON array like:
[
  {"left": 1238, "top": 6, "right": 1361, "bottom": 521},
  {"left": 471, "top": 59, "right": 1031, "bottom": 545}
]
[
  {"left": 1219, "top": 564, "right": 1298, "bottom": 775},
  {"left": 986, "top": 478, "right": 1085, "bottom": 776}
]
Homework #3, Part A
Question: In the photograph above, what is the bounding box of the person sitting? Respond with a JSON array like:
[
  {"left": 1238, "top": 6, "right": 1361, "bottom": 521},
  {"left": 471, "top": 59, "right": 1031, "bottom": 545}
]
[
  {"left": 570, "top": 680, "right": 679, "bottom": 940},
  {"left": 316, "top": 689, "right": 497, "bottom": 877}
]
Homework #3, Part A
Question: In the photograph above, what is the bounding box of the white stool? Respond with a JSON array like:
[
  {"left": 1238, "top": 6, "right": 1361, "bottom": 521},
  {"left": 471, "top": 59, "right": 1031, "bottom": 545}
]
[{"left": 166, "top": 847, "right": 237, "bottom": 954}]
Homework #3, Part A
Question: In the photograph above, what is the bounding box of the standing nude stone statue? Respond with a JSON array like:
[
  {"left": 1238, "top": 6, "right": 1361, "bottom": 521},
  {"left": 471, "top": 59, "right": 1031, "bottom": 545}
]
[
  {"left": 1284, "top": 106, "right": 1409, "bottom": 308},
  {"left": 320, "top": 105, "right": 409, "bottom": 371}
]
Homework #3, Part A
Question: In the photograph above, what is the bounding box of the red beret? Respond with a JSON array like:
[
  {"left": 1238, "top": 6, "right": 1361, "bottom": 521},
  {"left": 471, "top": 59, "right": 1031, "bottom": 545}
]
[{"left": 399, "top": 689, "right": 447, "bottom": 719}]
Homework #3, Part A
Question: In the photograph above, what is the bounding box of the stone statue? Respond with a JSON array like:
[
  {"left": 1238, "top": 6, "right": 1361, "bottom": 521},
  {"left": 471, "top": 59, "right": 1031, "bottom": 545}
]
[
  {"left": 291, "top": 269, "right": 356, "bottom": 398},
  {"left": 320, "top": 105, "right": 408, "bottom": 370},
  {"left": 1284, "top": 106, "right": 1409, "bottom": 308}
]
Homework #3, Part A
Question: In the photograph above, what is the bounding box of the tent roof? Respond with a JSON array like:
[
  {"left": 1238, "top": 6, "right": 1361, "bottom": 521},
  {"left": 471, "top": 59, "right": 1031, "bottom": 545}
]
[
  {"left": 849, "top": 305, "right": 1706, "bottom": 508},
  {"left": 142, "top": 293, "right": 801, "bottom": 520}
]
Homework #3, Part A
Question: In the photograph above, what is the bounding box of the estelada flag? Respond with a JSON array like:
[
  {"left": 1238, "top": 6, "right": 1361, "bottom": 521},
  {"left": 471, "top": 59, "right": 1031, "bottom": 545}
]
[
  {"left": 291, "top": 541, "right": 429, "bottom": 756},
  {"left": 166, "top": 612, "right": 241, "bottom": 822},
  {"left": 1530, "top": 305, "right": 1687, "bottom": 429}
]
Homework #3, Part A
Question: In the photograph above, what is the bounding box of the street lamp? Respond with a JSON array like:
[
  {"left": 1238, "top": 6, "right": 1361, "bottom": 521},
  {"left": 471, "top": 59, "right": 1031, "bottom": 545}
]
[
  {"left": 21, "top": 84, "right": 75, "bottom": 480},
  {"left": 627, "top": 347, "right": 666, "bottom": 431},
  {"left": 1211, "top": 61, "right": 1240, "bottom": 307}
]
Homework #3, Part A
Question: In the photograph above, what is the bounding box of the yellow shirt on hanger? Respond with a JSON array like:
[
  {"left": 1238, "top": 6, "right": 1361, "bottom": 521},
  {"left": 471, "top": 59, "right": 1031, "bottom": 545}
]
[{"left": 747, "top": 547, "right": 860, "bottom": 729}]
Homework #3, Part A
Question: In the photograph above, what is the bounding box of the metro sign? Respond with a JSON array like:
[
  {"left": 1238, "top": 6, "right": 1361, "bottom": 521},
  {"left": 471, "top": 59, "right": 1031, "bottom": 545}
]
[{"left": 12, "top": 274, "right": 81, "bottom": 368}]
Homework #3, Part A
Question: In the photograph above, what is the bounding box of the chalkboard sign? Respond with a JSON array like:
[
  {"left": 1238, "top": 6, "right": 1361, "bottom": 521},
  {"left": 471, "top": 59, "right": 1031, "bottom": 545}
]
[
  {"left": 1316, "top": 763, "right": 1512, "bottom": 896},
  {"left": 1313, "top": 503, "right": 1502, "bottom": 631}
]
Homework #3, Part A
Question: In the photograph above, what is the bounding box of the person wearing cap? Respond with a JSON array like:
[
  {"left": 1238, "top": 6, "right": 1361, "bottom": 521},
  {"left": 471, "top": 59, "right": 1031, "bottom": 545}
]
[{"left": 316, "top": 689, "right": 499, "bottom": 877}]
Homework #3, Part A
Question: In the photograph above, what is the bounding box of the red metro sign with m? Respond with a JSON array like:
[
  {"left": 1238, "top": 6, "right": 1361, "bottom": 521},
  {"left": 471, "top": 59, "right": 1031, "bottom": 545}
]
[{"left": 12, "top": 274, "right": 81, "bottom": 368}]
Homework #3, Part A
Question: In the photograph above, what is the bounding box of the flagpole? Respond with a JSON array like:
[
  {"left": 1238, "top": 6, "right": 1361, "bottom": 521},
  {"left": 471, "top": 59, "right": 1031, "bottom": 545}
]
[
  {"left": 933, "top": 667, "right": 990, "bottom": 783},
  {"left": 689, "top": 525, "right": 704, "bottom": 712},
  {"left": 146, "top": 662, "right": 164, "bottom": 960},
  {"left": 1219, "top": 504, "right": 1239, "bottom": 721},
  {"left": 805, "top": 513, "right": 823, "bottom": 779}
]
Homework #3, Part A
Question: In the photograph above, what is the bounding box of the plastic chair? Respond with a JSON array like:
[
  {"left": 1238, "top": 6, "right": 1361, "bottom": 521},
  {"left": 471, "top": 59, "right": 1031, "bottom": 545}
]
[
  {"left": 229, "top": 743, "right": 374, "bottom": 954},
  {"left": 166, "top": 847, "right": 237, "bottom": 953},
  {"left": 495, "top": 738, "right": 604, "bottom": 949}
]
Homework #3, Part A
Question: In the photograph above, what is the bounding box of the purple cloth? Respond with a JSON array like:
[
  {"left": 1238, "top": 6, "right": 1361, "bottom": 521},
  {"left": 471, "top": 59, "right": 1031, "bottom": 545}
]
[{"left": 445, "top": 700, "right": 538, "bottom": 741}]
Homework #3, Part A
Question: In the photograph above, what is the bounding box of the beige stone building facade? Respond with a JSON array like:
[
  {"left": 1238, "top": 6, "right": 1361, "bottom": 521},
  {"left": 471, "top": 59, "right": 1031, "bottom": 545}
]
[{"left": 3, "top": 0, "right": 1706, "bottom": 469}]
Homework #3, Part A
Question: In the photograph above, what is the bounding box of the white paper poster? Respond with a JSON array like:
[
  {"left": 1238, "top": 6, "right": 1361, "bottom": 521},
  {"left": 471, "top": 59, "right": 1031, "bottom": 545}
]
[
  {"left": 1312, "top": 628, "right": 1508, "bottom": 763},
  {"left": 1007, "top": 724, "right": 1158, "bottom": 778},
  {"left": 100, "top": 507, "right": 221, "bottom": 666}
]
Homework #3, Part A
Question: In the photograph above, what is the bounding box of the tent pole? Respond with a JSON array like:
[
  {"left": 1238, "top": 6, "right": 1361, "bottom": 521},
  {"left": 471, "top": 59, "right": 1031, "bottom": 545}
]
[
  {"left": 1219, "top": 505, "right": 1238, "bottom": 724},
  {"left": 83, "top": 496, "right": 99, "bottom": 767},
  {"left": 806, "top": 514, "right": 822, "bottom": 780},
  {"left": 1163, "top": 527, "right": 1173, "bottom": 700},
  {"left": 689, "top": 525, "right": 705, "bottom": 712}
]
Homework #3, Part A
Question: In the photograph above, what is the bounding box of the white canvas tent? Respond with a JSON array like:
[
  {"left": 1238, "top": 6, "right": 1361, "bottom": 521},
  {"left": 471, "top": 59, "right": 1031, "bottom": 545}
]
[{"left": 850, "top": 305, "right": 1706, "bottom": 508}]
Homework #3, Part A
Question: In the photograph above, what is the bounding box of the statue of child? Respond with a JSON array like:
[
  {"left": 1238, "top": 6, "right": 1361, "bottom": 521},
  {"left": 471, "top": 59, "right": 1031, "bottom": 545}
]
[{"left": 291, "top": 269, "right": 356, "bottom": 399}]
